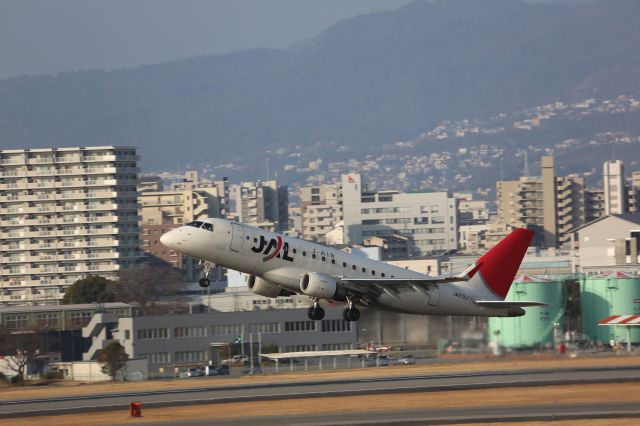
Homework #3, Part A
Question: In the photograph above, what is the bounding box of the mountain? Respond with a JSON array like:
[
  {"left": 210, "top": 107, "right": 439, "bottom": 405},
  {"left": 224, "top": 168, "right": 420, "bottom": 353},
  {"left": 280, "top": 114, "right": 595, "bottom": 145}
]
[{"left": 1, "top": 0, "right": 640, "bottom": 171}]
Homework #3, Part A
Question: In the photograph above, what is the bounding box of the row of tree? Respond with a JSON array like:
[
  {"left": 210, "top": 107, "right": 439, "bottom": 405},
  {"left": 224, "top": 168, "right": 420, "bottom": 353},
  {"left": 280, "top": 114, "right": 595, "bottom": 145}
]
[{"left": 61, "top": 264, "right": 185, "bottom": 315}]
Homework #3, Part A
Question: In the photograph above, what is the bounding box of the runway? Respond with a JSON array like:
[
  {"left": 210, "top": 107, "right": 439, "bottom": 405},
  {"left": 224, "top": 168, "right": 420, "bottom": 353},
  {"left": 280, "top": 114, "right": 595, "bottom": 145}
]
[
  {"left": 116, "top": 402, "right": 640, "bottom": 425},
  {"left": 1, "top": 365, "right": 639, "bottom": 419}
]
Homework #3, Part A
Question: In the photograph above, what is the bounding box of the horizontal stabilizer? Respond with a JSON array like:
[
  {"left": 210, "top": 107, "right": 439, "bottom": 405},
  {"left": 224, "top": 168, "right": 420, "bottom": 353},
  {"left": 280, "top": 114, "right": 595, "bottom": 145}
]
[{"left": 475, "top": 300, "right": 548, "bottom": 308}]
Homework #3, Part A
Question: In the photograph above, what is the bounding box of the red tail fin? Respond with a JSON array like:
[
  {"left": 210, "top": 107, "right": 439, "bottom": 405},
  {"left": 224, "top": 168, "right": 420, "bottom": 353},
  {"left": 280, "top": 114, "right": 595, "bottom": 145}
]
[{"left": 475, "top": 228, "right": 534, "bottom": 299}]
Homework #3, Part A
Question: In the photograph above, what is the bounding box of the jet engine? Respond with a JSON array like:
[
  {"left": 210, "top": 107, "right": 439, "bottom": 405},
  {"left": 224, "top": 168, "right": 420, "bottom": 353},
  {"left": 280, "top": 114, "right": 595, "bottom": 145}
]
[
  {"left": 299, "top": 272, "right": 346, "bottom": 300},
  {"left": 247, "top": 276, "right": 293, "bottom": 298}
]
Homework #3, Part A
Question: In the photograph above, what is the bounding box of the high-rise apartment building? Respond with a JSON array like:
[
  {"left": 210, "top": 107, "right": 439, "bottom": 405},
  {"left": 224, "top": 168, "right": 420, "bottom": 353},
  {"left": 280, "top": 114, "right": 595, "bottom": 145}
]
[
  {"left": 342, "top": 174, "right": 457, "bottom": 256},
  {"left": 603, "top": 160, "right": 627, "bottom": 214},
  {"left": 496, "top": 156, "right": 585, "bottom": 248},
  {"left": 300, "top": 183, "right": 342, "bottom": 243},
  {"left": 236, "top": 180, "right": 288, "bottom": 232},
  {"left": 0, "top": 146, "right": 140, "bottom": 306}
]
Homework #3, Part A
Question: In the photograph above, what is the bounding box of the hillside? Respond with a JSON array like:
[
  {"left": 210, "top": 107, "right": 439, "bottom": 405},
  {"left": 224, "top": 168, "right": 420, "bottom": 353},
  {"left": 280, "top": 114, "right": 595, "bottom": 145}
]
[{"left": 1, "top": 0, "right": 640, "bottom": 170}]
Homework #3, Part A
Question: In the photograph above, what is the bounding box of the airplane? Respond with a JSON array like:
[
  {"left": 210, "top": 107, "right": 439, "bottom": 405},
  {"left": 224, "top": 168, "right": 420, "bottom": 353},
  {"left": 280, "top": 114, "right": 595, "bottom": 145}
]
[{"left": 160, "top": 218, "right": 546, "bottom": 322}]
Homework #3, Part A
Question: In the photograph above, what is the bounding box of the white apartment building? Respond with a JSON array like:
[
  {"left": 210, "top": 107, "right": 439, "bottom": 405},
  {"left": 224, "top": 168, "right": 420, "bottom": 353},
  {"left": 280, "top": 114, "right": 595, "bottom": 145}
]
[
  {"left": 300, "top": 183, "right": 342, "bottom": 243},
  {"left": 0, "top": 147, "right": 140, "bottom": 306},
  {"left": 604, "top": 160, "right": 627, "bottom": 215},
  {"left": 341, "top": 174, "right": 457, "bottom": 256}
]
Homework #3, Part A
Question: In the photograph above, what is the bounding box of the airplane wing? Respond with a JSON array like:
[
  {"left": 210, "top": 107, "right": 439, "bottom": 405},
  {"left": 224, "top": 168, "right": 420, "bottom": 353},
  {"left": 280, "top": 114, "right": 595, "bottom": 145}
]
[
  {"left": 474, "top": 300, "right": 548, "bottom": 308},
  {"left": 337, "top": 275, "right": 461, "bottom": 307}
]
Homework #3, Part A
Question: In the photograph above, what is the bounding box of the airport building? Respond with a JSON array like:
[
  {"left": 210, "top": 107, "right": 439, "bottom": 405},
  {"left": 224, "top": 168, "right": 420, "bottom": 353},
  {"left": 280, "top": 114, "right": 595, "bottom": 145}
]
[
  {"left": 0, "top": 146, "right": 140, "bottom": 306},
  {"left": 82, "top": 307, "right": 358, "bottom": 372},
  {"left": 341, "top": 174, "right": 458, "bottom": 256}
]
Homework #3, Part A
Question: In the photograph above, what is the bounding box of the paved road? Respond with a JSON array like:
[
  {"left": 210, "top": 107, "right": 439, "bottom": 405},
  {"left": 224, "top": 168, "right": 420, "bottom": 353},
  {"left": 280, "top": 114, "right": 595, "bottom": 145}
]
[
  {"left": 121, "top": 402, "right": 640, "bottom": 426},
  {"left": 1, "top": 365, "right": 639, "bottom": 419}
]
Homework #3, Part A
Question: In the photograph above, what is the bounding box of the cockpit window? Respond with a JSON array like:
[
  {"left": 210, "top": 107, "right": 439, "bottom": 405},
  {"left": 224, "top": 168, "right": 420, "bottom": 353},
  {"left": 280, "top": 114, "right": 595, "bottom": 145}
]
[
  {"left": 202, "top": 223, "right": 213, "bottom": 232},
  {"left": 186, "top": 221, "right": 204, "bottom": 228}
]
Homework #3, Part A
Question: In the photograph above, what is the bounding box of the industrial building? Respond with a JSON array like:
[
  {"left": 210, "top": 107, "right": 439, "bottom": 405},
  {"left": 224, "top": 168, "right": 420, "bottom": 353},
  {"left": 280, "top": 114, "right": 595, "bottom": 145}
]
[{"left": 0, "top": 146, "right": 140, "bottom": 306}]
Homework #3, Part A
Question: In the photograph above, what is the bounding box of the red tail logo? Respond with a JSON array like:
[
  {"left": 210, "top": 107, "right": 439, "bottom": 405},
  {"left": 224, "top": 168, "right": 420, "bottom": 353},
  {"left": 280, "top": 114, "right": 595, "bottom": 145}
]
[{"left": 476, "top": 228, "right": 534, "bottom": 298}]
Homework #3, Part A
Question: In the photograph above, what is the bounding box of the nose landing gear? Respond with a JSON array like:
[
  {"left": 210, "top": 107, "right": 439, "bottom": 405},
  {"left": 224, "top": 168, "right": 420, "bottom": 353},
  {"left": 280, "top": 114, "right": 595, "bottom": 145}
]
[
  {"left": 307, "top": 298, "right": 325, "bottom": 320},
  {"left": 199, "top": 261, "right": 215, "bottom": 288}
]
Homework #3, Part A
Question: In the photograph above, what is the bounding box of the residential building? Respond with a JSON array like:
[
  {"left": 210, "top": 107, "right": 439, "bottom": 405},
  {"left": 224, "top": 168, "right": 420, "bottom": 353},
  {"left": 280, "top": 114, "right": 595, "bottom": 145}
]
[
  {"left": 496, "top": 156, "right": 585, "bottom": 248},
  {"left": 341, "top": 174, "right": 457, "bottom": 256},
  {"left": 585, "top": 188, "right": 606, "bottom": 223},
  {"left": 169, "top": 171, "right": 230, "bottom": 218},
  {"left": 0, "top": 146, "right": 140, "bottom": 306},
  {"left": 572, "top": 214, "right": 640, "bottom": 272},
  {"left": 458, "top": 224, "right": 490, "bottom": 253},
  {"left": 139, "top": 188, "right": 222, "bottom": 279},
  {"left": 455, "top": 192, "right": 490, "bottom": 226},
  {"left": 629, "top": 171, "right": 640, "bottom": 213},
  {"left": 603, "top": 160, "right": 627, "bottom": 215},
  {"left": 139, "top": 189, "right": 221, "bottom": 226},
  {"left": 300, "top": 183, "right": 342, "bottom": 242},
  {"left": 137, "top": 176, "right": 163, "bottom": 193},
  {"left": 236, "top": 180, "right": 288, "bottom": 232}
]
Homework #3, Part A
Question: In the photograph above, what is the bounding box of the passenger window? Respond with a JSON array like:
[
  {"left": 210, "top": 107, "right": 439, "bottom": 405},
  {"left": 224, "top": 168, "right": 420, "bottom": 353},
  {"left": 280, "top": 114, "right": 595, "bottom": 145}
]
[
  {"left": 303, "top": 251, "right": 307, "bottom": 256},
  {"left": 331, "top": 259, "right": 335, "bottom": 264},
  {"left": 312, "top": 254, "right": 316, "bottom": 259},
  {"left": 362, "top": 267, "right": 366, "bottom": 273},
  {"left": 343, "top": 262, "right": 347, "bottom": 267},
  {"left": 202, "top": 223, "right": 213, "bottom": 232},
  {"left": 372, "top": 270, "right": 375, "bottom": 275},
  {"left": 352, "top": 265, "right": 356, "bottom": 270},
  {"left": 321, "top": 256, "right": 325, "bottom": 262},
  {"left": 381, "top": 273, "right": 386, "bottom": 277},
  {"left": 293, "top": 248, "right": 297, "bottom": 254}
]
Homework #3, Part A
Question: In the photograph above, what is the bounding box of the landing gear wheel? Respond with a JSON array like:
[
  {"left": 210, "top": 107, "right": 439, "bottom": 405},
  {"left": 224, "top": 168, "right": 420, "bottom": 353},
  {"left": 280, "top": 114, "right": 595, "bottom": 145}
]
[
  {"left": 342, "top": 307, "right": 360, "bottom": 322},
  {"left": 199, "top": 260, "right": 215, "bottom": 288},
  {"left": 307, "top": 305, "right": 325, "bottom": 321}
]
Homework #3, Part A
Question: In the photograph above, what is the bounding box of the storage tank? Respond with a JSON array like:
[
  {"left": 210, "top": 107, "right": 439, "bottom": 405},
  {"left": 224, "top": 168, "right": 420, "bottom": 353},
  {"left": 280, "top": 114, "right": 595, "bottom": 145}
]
[
  {"left": 488, "top": 275, "right": 564, "bottom": 349},
  {"left": 581, "top": 272, "right": 640, "bottom": 344}
]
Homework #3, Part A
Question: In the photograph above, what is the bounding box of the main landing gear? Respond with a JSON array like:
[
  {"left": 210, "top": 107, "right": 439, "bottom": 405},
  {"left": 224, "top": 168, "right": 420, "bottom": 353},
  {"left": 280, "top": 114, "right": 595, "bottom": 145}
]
[
  {"left": 199, "top": 261, "right": 215, "bottom": 288},
  {"left": 342, "top": 295, "right": 360, "bottom": 322},
  {"left": 307, "top": 298, "right": 325, "bottom": 320}
]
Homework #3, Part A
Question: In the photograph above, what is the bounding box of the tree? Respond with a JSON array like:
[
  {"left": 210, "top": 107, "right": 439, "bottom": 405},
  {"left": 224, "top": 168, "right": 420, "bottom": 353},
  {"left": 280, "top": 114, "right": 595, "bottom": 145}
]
[
  {"left": 62, "top": 275, "right": 115, "bottom": 305},
  {"left": 98, "top": 342, "right": 129, "bottom": 381},
  {"left": 0, "top": 327, "right": 41, "bottom": 384},
  {"left": 110, "top": 264, "right": 184, "bottom": 315}
]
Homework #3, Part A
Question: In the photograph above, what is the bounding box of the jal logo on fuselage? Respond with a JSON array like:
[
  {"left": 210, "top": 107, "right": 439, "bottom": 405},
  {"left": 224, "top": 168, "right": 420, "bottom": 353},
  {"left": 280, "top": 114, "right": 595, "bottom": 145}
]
[{"left": 251, "top": 235, "right": 294, "bottom": 262}]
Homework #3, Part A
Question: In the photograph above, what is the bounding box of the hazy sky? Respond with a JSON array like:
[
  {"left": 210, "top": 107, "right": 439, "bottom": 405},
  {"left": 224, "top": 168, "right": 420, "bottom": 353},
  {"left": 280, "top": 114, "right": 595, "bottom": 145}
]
[{"left": 0, "top": 0, "right": 411, "bottom": 80}]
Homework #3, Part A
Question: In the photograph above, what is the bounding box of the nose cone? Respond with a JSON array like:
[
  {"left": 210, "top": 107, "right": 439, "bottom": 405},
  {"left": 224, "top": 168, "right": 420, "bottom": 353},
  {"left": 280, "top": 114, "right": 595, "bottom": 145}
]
[{"left": 160, "top": 229, "right": 178, "bottom": 249}]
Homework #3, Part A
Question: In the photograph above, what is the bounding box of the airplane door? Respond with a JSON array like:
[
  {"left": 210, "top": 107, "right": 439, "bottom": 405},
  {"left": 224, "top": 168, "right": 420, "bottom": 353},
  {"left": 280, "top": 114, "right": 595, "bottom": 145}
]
[
  {"left": 229, "top": 223, "right": 244, "bottom": 252},
  {"left": 427, "top": 285, "right": 440, "bottom": 306}
]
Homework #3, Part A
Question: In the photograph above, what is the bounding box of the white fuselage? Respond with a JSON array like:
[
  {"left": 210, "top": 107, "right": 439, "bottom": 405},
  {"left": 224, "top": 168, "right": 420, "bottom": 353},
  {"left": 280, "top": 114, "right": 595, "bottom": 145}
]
[{"left": 161, "top": 218, "right": 510, "bottom": 317}]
